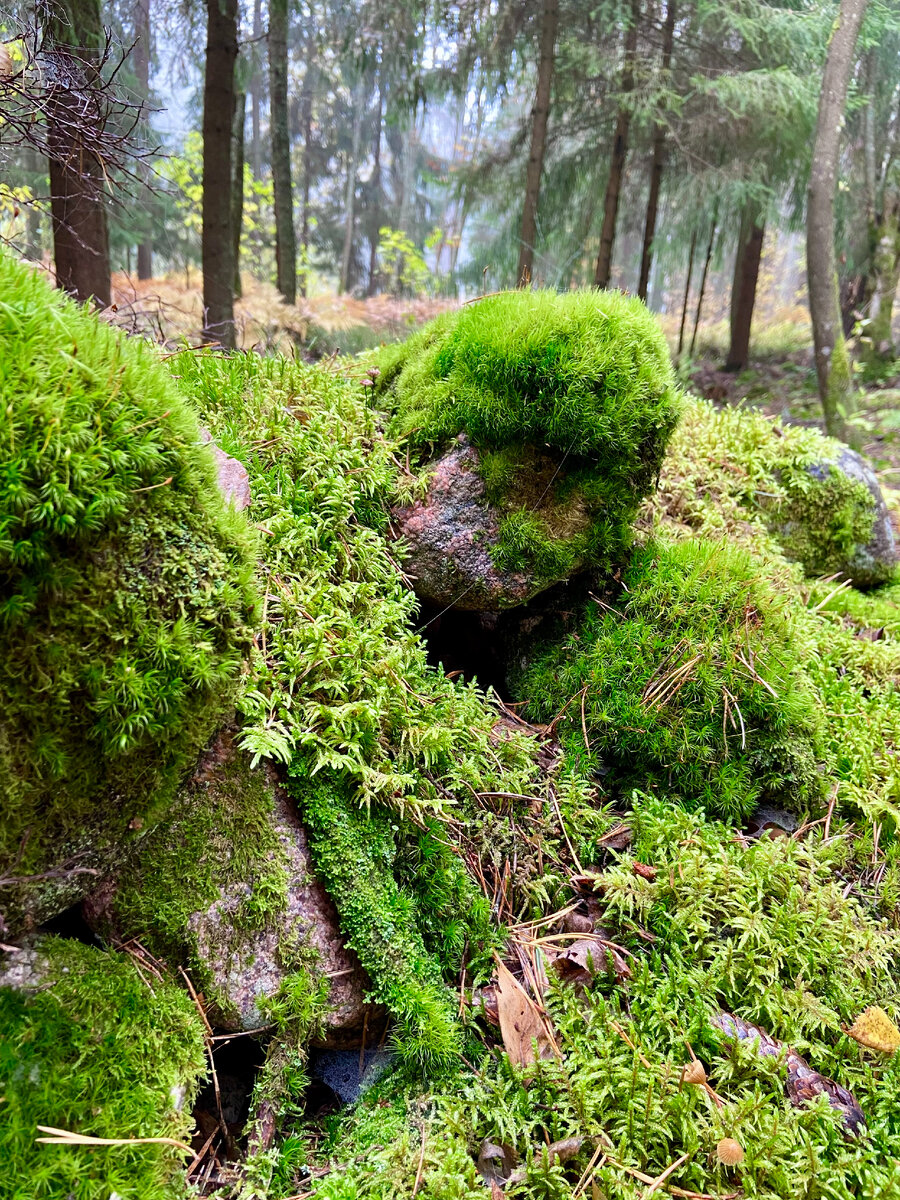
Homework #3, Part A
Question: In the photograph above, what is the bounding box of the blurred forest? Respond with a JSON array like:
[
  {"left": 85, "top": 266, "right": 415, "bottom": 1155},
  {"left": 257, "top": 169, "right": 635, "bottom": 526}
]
[{"left": 2, "top": 0, "right": 900, "bottom": 449}]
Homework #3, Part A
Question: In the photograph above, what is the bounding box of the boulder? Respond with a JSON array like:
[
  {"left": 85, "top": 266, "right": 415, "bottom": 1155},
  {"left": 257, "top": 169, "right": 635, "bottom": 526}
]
[
  {"left": 774, "top": 447, "right": 898, "bottom": 588},
  {"left": 83, "top": 731, "right": 374, "bottom": 1048},
  {"left": 391, "top": 435, "right": 592, "bottom": 610}
]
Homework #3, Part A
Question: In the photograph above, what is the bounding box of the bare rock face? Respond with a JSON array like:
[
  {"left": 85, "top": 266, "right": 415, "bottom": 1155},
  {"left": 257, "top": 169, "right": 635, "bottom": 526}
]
[
  {"left": 189, "top": 775, "right": 373, "bottom": 1044},
  {"left": 200, "top": 428, "right": 251, "bottom": 510},
  {"left": 390, "top": 435, "right": 590, "bottom": 611}
]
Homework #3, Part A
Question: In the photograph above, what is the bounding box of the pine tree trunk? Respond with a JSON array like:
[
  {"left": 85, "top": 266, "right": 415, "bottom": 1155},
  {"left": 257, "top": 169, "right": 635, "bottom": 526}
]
[
  {"left": 594, "top": 0, "right": 640, "bottom": 289},
  {"left": 517, "top": 0, "right": 559, "bottom": 287},
  {"left": 637, "top": 0, "right": 676, "bottom": 301},
  {"left": 250, "top": 0, "right": 263, "bottom": 178},
  {"left": 367, "top": 74, "right": 384, "bottom": 297},
  {"left": 44, "top": 0, "right": 111, "bottom": 307},
  {"left": 134, "top": 0, "right": 153, "bottom": 280},
  {"left": 339, "top": 86, "right": 364, "bottom": 295},
  {"left": 690, "top": 214, "right": 717, "bottom": 356},
  {"left": 202, "top": 0, "right": 238, "bottom": 347},
  {"left": 725, "top": 207, "right": 764, "bottom": 370},
  {"left": 677, "top": 229, "right": 696, "bottom": 357},
  {"left": 299, "top": 46, "right": 316, "bottom": 299},
  {"left": 807, "top": 0, "right": 869, "bottom": 442},
  {"left": 269, "top": 0, "right": 296, "bottom": 303},
  {"left": 232, "top": 90, "right": 246, "bottom": 300}
]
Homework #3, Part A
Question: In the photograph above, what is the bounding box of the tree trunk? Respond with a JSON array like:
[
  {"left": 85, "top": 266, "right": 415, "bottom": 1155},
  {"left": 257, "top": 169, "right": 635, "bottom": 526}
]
[
  {"left": 339, "top": 85, "right": 364, "bottom": 295},
  {"left": 24, "top": 145, "right": 44, "bottom": 262},
  {"left": 690, "top": 214, "right": 717, "bottom": 356},
  {"left": 367, "top": 73, "right": 384, "bottom": 296},
  {"left": 677, "top": 229, "right": 696, "bottom": 357},
  {"left": 134, "top": 0, "right": 153, "bottom": 280},
  {"left": 269, "top": 0, "right": 296, "bottom": 303},
  {"left": 637, "top": 0, "right": 676, "bottom": 301},
  {"left": 232, "top": 90, "right": 246, "bottom": 300},
  {"left": 202, "top": 0, "right": 239, "bottom": 347},
  {"left": 594, "top": 0, "right": 640, "bottom": 289},
  {"left": 250, "top": 0, "right": 263, "bottom": 178},
  {"left": 44, "top": 0, "right": 111, "bottom": 307},
  {"left": 299, "top": 45, "right": 317, "bottom": 299},
  {"left": 865, "top": 209, "right": 900, "bottom": 361},
  {"left": 807, "top": 0, "right": 869, "bottom": 442},
  {"left": 725, "top": 207, "right": 764, "bottom": 370},
  {"left": 517, "top": 0, "right": 559, "bottom": 287}
]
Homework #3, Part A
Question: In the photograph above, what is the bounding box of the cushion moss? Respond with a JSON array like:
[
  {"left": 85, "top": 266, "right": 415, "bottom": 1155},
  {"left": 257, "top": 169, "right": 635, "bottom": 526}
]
[
  {"left": 0, "top": 938, "right": 207, "bottom": 1200},
  {"left": 0, "top": 252, "right": 257, "bottom": 929},
  {"left": 516, "top": 538, "right": 824, "bottom": 820}
]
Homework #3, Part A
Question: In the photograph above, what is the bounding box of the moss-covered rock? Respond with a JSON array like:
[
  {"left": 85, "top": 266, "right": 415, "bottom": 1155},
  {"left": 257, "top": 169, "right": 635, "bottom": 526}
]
[
  {"left": 647, "top": 397, "right": 897, "bottom": 586},
  {"left": 0, "top": 937, "right": 207, "bottom": 1200},
  {"left": 0, "top": 253, "right": 257, "bottom": 932},
  {"left": 373, "top": 290, "right": 681, "bottom": 603},
  {"left": 516, "top": 538, "right": 824, "bottom": 820}
]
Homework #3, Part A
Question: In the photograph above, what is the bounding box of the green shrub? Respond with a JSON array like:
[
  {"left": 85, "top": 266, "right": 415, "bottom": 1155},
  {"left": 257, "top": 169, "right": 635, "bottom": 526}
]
[
  {"left": 0, "top": 938, "right": 207, "bottom": 1200},
  {"left": 0, "top": 252, "right": 257, "bottom": 927},
  {"left": 517, "top": 538, "right": 823, "bottom": 820},
  {"left": 373, "top": 289, "right": 682, "bottom": 581}
]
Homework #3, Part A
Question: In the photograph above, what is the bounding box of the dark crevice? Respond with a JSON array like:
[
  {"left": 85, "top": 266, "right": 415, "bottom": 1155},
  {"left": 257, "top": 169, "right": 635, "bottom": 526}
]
[
  {"left": 192, "top": 1033, "right": 269, "bottom": 1160},
  {"left": 40, "top": 901, "right": 106, "bottom": 948}
]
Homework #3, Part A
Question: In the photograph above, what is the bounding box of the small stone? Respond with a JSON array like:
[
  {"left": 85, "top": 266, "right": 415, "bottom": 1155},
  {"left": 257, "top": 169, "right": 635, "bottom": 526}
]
[{"left": 199, "top": 427, "right": 251, "bottom": 511}]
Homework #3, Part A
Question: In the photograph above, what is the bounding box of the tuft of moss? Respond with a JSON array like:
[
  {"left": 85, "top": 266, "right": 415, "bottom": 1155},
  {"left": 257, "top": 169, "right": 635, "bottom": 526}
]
[
  {"left": 372, "top": 290, "right": 682, "bottom": 582},
  {"left": 0, "top": 937, "right": 207, "bottom": 1200},
  {"left": 0, "top": 252, "right": 257, "bottom": 928},
  {"left": 517, "top": 538, "right": 823, "bottom": 820}
]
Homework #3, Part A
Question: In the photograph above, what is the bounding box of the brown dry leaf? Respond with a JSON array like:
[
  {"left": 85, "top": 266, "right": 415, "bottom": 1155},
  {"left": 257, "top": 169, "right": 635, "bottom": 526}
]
[
  {"left": 599, "top": 823, "right": 632, "bottom": 851},
  {"left": 494, "top": 959, "right": 558, "bottom": 1066},
  {"left": 631, "top": 860, "right": 658, "bottom": 880},
  {"left": 476, "top": 1139, "right": 517, "bottom": 1186},
  {"left": 506, "top": 1137, "right": 584, "bottom": 1187},
  {"left": 846, "top": 1006, "right": 900, "bottom": 1054},
  {"left": 0, "top": 43, "right": 11, "bottom": 78},
  {"left": 550, "top": 937, "right": 632, "bottom": 987},
  {"left": 490, "top": 1183, "right": 504, "bottom": 1200}
]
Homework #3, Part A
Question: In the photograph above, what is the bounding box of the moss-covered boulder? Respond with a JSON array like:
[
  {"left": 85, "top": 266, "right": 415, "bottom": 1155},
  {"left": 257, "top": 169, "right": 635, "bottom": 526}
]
[
  {"left": 85, "top": 731, "right": 373, "bottom": 1044},
  {"left": 374, "top": 290, "right": 681, "bottom": 608},
  {"left": 0, "top": 937, "right": 207, "bottom": 1199},
  {"left": 650, "top": 398, "right": 897, "bottom": 587},
  {"left": 0, "top": 253, "right": 257, "bottom": 932},
  {"left": 517, "top": 538, "right": 824, "bottom": 820}
]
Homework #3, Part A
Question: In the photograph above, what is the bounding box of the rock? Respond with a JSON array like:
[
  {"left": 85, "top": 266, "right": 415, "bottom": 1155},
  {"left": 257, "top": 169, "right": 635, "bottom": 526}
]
[
  {"left": 188, "top": 774, "right": 373, "bottom": 1044},
  {"left": 773, "top": 447, "right": 897, "bottom": 588},
  {"left": 83, "top": 731, "right": 374, "bottom": 1048},
  {"left": 200, "top": 427, "right": 251, "bottom": 510},
  {"left": 390, "top": 436, "right": 591, "bottom": 611}
]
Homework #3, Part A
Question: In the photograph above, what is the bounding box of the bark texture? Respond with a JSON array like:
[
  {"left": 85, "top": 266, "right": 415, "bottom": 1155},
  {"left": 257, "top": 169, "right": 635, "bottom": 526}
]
[
  {"left": 231, "top": 90, "right": 246, "bottom": 299},
  {"left": 517, "top": 0, "right": 559, "bottom": 287},
  {"left": 44, "top": 0, "right": 111, "bottom": 307},
  {"left": 637, "top": 0, "right": 676, "bottom": 301},
  {"left": 202, "top": 0, "right": 239, "bottom": 347},
  {"left": 807, "top": 0, "right": 869, "bottom": 441},
  {"left": 594, "top": 0, "right": 640, "bottom": 290},
  {"left": 269, "top": 0, "right": 296, "bottom": 304},
  {"left": 725, "top": 206, "right": 765, "bottom": 370}
]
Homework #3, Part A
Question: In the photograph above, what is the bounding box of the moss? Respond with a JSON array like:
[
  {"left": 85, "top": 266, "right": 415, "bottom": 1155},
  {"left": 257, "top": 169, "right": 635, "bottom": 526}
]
[
  {"left": 291, "top": 772, "right": 461, "bottom": 1071},
  {"left": 373, "top": 290, "right": 682, "bottom": 581},
  {"left": 109, "top": 742, "right": 290, "bottom": 971},
  {"left": 647, "top": 396, "right": 878, "bottom": 579},
  {"left": 516, "top": 538, "right": 823, "bottom": 820},
  {"left": 0, "top": 937, "right": 207, "bottom": 1199},
  {"left": 0, "top": 252, "right": 257, "bottom": 927}
]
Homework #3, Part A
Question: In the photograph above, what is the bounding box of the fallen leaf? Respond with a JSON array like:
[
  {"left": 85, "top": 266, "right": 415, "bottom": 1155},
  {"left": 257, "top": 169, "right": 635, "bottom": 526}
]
[
  {"left": 505, "top": 1137, "right": 584, "bottom": 1187},
  {"left": 599, "top": 823, "right": 632, "bottom": 850},
  {"left": 494, "top": 959, "right": 558, "bottom": 1066},
  {"left": 632, "top": 861, "right": 657, "bottom": 880},
  {"left": 476, "top": 1139, "right": 517, "bottom": 1185},
  {"left": 846, "top": 1006, "right": 900, "bottom": 1054},
  {"left": 550, "top": 937, "right": 632, "bottom": 987}
]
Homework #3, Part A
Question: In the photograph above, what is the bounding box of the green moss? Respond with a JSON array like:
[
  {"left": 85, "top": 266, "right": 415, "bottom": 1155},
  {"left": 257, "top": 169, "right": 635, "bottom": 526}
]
[
  {"left": 0, "top": 252, "right": 257, "bottom": 927},
  {"left": 291, "top": 772, "right": 461, "bottom": 1070},
  {"left": 647, "top": 397, "right": 879, "bottom": 580},
  {"left": 517, "top": 538, "right": 823, "bottom": 820},
  {"left": 373, "top": 290, "right": 682, "bottom": 581},
  {"left": 109, "top": 743, "right": 289, "bottom": 969},
  {"left": 0, "top": 937, "right": 207, "bottom": 1200}
]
